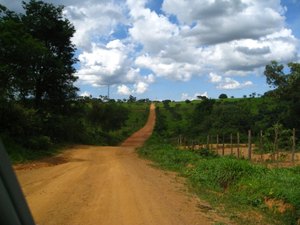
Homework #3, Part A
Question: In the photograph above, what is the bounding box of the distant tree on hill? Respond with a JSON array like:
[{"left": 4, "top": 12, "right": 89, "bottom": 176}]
[
  {"left": 128, "top": 95, "right": 137, "bottom": 103},
  {"left": 197, "top": 95, "right": 208, "bottom": 101},
  {"left": 219, "top": 93, "right": 228, "bottom": 99}
]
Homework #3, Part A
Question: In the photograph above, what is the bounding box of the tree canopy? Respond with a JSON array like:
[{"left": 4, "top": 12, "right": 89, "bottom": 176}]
[
  {"left": 264, "top": 61, "right": 300, "bottom": 128},
  {"left": 0, "top": 0, "right": 78, "bottom": 111},
  {"left": 218, "top": 93, "right": 228, "bottom": 99}
]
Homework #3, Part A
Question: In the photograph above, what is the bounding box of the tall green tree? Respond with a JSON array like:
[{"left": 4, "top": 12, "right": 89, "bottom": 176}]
[
  {"left": 22, "top": 0, "right": 78, "bottom": 110},
  {"left": 0, "top": 9, "right": 46, "bottom": 101},
  {"left": 0, "top": 1, "right": 78, "bottom": 111},
  {"left": 264, "top": 61, "right": 300, "bottom": 128}
]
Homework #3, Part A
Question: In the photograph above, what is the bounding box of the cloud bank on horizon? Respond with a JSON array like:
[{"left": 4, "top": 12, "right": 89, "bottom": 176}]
[{"left": 1, "top": 0, "right": 299, "bottom": 99}]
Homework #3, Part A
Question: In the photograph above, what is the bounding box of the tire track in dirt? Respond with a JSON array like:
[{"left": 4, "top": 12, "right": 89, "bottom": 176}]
[{"left": 15, "top": 103, "right": 232, "bottom": 225}]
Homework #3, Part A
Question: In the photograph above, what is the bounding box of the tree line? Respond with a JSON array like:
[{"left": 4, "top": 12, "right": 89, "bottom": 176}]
[{"left": 155, "top": 60, "right": 300, "bottom": 149}]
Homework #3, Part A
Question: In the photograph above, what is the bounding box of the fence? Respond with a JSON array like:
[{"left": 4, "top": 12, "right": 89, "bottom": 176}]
[{"left": 176, "top": 128, "right": 298, "bottom": 164}]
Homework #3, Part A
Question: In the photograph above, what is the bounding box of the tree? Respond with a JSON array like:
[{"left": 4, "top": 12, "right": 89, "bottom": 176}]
[
  {"left": 128, "top": 95, "right": 136, "bottom": 103},
  {"left": 219, "top": 93, "right": 228, "bottom": 99},
  {"left": 23, "top": 0, "right": 78, "bottom": 110},
  {"left": 197, "top": 95, "right": 208, "bottom": 101},
  {"left": 264, "top": 61, "right": 300, "bottom": 128},
  {"left": 0, "top": 5, "right": 46, "bottom": 100},
  {"left": 0, "top": 1, "right": 78, "bottom": 111}
]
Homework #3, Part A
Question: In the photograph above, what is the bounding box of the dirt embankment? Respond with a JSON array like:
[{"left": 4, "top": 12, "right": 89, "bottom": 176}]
[{"left": 15, "top": 103, "right": 231, "bottom": 225}]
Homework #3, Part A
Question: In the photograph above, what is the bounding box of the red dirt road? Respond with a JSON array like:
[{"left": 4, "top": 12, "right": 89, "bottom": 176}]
[{"left": 15, "top": 104, "right": 230, "bottom": 225}]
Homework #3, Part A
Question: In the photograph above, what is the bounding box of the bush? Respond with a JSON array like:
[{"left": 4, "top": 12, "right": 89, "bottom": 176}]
[
  {"left": 196, "top": 148, "right": 219, "bottom": 158},
  {"left": 188, "top": 157, "right": 266, "bottom": 191},
  {"left": 26, "top": 135, "right": 52, "bottom": 151}
]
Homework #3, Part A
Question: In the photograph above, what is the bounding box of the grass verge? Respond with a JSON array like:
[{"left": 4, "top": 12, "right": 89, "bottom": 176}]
[{"left": 138, "top": 135, "right": 300, "bottom": 225}]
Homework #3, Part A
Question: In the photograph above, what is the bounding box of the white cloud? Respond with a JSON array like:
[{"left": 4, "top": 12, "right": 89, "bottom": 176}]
[
  {"left": 76, "top": 41, "right": 130, "bottom": 86},
  {"left": 181, "top": 91, "right": 208, "bottom": 100},
  {"left": 209, "top": 73, "right": 222, "bottom": 83},
  {"left": 63, "top": 2, "right": 126, "bottom": 50},
  {"left": 117, "top": 81, "right": 151, "bottom": 96},
  {"left": 208, "top": 72, "right": 253, "bottom": 90},
  {"left": 134, "top": 81, "right": 148, "bottom": 94},
  {"left": 163, "top": 0, "right": 285, "bottom": 44},
  {"left": 128, "top": 1, "right": 179, "bottom": 53},
  {"left": 217, "top": 78, "right": 253, "bottom": 90},
  {"left": 127, "top": 0, "right": 298, "bottom": 84},
  {"left": 79, "top": 91, "right": 91, "bottom": 97},
  {"left": 5, "top": 0, "right": 299, "bottom": 97},
  {"left": 117, "top": 84, "right": 131, "bottom": 95}
]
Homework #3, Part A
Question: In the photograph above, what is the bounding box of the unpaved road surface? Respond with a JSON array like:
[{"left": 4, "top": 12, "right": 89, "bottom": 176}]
[{"left": 15, "top": 104, "right": 230, "bottom": 225}]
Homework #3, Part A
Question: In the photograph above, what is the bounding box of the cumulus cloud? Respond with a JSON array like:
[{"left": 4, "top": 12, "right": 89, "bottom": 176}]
[
  {"left": 217, "top": 78, "right": 253, "bottom": 90},
  {"left": 209, "top": 73, "right": 222, "bottom": 83},
  {"left": 209, "top": 73, "right": 253, "bottom": 90},
  {"left": 117, "top": 81, "right": 151, "bottom": 96},
  {"left": 134, "top": 81, "right": 148, "bottom": 94},
  {"left": 76, "top": 39, "right": 154, "bottom": 94},
  {"left": 163, "top": 0, "right": 286, "bottom": 44},
  {"left": 76, "top": 40, "right": 129, "bottom": 86},
  {"left": 63, "top": 1, "right": 126, "bottom": 50},
  {"left": 4, "top": 0, "right": 299, "bottom": 96},
  {"left": 127, "top": 0, "right": 298, "bottom": 84},
  {"left": 117, "top": 84, "right": 131, "bottom": 95}
]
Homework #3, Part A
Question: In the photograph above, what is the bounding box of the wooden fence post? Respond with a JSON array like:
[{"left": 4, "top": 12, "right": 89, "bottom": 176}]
[
  {"left": 292, "top": 128, "right": 296, "bottom": 162},
  {"left": 222, "top": 134, "right": 225, "bottom": 156},
  {"left": 237, "top": 132, "right": 240, "bottom": 158},
  {"left": 207, "top": 135, "right": 210, "bottom": 149},
  {"left": 260, "top": 130, "right": 263, "bottom": 161},
  {"left": 248, "top": 130, "right": 252, "bottom": 160},
  {"left": 274, "top": 125, "right": 279, "bottom": 161},
  {"left": 230, "top": 133, "right": 233, "bottom": 155},
  {"left": 216, "top": 134, "right": 219, "bottom": 151}
]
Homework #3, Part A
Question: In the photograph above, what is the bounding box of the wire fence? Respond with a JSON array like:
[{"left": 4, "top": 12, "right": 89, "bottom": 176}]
[{"left": 173, "top": 128, "right": 299, "bottom": 164}]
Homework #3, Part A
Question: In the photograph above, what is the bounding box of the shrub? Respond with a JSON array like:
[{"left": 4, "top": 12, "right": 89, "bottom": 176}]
[
  {"left": 26, "top": 135, "right": 52, "bottom": 151},
  {"left": 188, "top": 157, "right": 265, "bottom": 191}
]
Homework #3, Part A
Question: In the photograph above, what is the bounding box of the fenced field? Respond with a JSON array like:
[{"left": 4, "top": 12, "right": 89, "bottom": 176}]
[{"left": 176, "top": 129, "right": 300, "bottom": 166}]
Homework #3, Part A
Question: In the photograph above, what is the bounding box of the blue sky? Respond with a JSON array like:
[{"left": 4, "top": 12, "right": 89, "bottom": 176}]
[{"left": 1, "top": 0, "right": 300, "bottom": 100}]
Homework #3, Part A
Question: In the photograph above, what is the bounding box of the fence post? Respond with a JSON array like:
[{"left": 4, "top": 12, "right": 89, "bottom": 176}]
[
  {"left": 230, "top": 133, "right": 233, "bottom": 155},
  {"left": 248, "top": 130, "right": 252, "bottom": 160},
  {"left": 274, "top": 125, "right": 279, "bottom": 161},
  {"left": 292, "top": 128, "right": 296, "bottom": 162},
  {"left": 207, "top": 135, "right": 210, "bottom": 149},
  {"left": 216, "top": 134, "right": 219, "bottom": 151},
  {"left": 237, "top": 132, "right": 240, "bottom": 158},
  {"left": 179, "top": 134, "right": 182, "bottom": 146},
  {"left": 260, "top": 130, "right": 263, "bottom": 161},
  {"left": 222, "top": 134, "right": 225, "bottom": 156}
]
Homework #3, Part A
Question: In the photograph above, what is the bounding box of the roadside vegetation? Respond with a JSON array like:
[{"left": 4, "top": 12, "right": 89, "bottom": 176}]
[
  {"left": 141, "top": 61, "right": 300, "bottom": 224},
  {"left": 0, "top": 1, "right": 149, "bottom": 162},
  {"left": 139, "top": 135, "right": 300, "bottom": 225}
]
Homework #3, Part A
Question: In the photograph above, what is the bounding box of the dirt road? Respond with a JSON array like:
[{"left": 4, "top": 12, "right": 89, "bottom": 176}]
[{"left": 15, "top": 104, "right": 229, "bottom": 225}]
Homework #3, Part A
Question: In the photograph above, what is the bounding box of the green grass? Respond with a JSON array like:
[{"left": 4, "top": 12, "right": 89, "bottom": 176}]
[{"left": 138, "top": 135, "right": 300, "bottom": 225}]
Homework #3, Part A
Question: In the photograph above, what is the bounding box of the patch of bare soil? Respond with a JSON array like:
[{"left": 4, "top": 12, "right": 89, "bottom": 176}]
[
  {"left": 264, "top": 198, "right": 295, "bottom": 214},
  {"left": 15, "top": 104, "right": 233, "bottom": 225}
]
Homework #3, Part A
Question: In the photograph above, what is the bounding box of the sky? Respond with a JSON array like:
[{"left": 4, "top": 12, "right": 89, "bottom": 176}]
[{"left": 1, "top": 0, "right": 300, "bottom": 100}]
